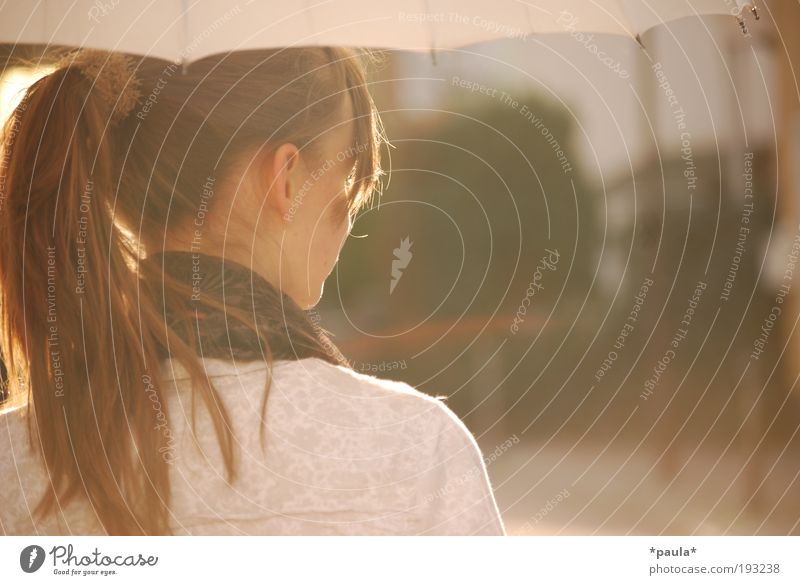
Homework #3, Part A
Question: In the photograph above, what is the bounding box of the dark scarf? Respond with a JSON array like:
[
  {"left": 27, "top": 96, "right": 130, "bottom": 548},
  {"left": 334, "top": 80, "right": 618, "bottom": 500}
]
[{"left": 146, "top": 250, "right": 349, "bottom": 367}]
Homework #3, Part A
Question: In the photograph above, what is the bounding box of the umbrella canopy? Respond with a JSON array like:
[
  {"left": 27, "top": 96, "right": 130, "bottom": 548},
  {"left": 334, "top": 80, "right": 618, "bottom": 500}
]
[{"left": 0, "top": 0, "right": 759, "bottom": 65}]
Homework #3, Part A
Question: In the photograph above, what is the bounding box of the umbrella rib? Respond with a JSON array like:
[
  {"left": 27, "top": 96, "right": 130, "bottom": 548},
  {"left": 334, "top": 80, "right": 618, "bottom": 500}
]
[
  {"left": 422, "top": 0, "right": 438, "bottom": 66},
  {"left": 180, "top": 0, "right": 189, "bottom": 74}
]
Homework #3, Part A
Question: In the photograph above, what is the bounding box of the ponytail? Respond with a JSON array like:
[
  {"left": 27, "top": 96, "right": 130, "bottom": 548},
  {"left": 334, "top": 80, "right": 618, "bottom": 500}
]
[{"left": 0, "top": 59, "right": 176, "bottom": 534}]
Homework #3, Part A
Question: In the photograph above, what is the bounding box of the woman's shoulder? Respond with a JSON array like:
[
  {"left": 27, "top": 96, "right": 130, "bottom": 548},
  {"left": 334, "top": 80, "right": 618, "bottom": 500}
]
[
  {"left": 164, "top": 356, "right": 460, "bottom": 430},
  {"left": 0, "top": 405, "right": 49, "bottom": 533},
  {"left": 163, "top": 356, "right": 484, "bottom": 478},
  {"left": 277, "top": 357, "right": 445, "bottom": 404},
  {"left": 0, "top": 403, "right": 32, "bottom": 453},
  {"left": 279, "top": 359, "right": 504, "bottom": 535},
  {"left": 274, "top": 357, "right": 473, "bottom": 434}
]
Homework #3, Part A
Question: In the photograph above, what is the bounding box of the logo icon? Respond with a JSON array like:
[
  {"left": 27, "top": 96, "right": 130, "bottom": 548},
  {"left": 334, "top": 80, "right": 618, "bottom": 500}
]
[
  {"left": 20, "top": 545, "right": 45, "bottom": 573},
  {"left": 390, "top": 236, "right": 413, "bottom": 294}
]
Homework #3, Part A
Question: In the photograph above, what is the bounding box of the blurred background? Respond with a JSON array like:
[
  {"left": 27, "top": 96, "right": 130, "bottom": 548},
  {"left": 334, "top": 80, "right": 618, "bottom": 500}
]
[{"left": 2, "top": 0, "right": 799, "bottom": 535}]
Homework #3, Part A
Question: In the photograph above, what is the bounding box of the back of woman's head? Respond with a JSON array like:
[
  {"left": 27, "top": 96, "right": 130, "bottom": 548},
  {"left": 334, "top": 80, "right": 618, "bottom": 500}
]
[{"left": 0, "top": 46, "right": 386, "bottom": 534}]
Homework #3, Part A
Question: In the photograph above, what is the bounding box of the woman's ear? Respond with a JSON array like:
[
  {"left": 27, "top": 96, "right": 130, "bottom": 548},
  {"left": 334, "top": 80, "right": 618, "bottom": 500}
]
[{"left": 266, "top": 142, "right": 301, "bottom": 223}]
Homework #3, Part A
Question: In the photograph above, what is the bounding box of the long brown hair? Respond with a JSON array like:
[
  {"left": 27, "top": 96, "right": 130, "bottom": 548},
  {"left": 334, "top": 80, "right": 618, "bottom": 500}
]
[{"left": 0, "top": 47, "right": 386, "bottom": 534}]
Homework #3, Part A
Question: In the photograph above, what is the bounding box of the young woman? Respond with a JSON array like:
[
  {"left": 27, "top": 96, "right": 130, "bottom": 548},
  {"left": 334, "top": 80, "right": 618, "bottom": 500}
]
[{"left": 0, "top": 47, "right": 505, "bottom": 536}]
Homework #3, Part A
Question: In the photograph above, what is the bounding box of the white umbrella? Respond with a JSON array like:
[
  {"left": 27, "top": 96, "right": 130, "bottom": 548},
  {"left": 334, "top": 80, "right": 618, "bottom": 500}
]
[{"left": 0, "top": 0, "right": 760, "bottom": 67}]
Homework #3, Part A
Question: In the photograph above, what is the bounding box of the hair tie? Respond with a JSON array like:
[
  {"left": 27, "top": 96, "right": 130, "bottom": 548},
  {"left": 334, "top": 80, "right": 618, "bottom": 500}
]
[{"left": 56, "top": 48, "right": 143, "bottom": 125}]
